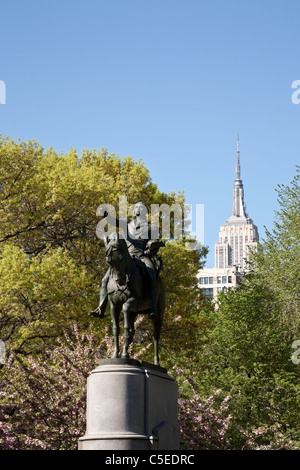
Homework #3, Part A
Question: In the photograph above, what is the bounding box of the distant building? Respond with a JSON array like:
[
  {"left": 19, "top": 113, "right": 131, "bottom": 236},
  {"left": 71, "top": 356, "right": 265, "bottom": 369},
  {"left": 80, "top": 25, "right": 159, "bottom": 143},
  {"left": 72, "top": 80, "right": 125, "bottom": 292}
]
[{"left": 198, "top": 137, "right": 259, "bottom": 301}]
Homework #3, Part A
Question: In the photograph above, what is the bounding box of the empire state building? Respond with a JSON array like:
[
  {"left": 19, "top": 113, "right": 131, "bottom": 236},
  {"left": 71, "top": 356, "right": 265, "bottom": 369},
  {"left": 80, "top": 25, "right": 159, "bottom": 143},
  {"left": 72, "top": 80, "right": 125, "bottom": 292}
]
[
  {"left": 215, "top": 136, "right": 259, "bottom": 271},
  {"left": 198, "top": 137, "right": 259, "bottom": 300}
]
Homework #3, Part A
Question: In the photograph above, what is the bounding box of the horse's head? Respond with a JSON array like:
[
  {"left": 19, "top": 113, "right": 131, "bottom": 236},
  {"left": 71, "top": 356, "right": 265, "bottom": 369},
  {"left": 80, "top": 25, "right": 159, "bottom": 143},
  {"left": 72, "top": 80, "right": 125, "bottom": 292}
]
[{"left": 104, "top": 232, "right": 128, "bottom": 272}]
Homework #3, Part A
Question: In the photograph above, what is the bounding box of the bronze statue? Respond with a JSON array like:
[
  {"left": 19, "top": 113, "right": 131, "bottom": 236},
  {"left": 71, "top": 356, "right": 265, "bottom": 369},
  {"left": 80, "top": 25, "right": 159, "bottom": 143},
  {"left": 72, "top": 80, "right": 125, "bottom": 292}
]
[{"left": 92, "top": 202, "right": 165, "bottom": 365}]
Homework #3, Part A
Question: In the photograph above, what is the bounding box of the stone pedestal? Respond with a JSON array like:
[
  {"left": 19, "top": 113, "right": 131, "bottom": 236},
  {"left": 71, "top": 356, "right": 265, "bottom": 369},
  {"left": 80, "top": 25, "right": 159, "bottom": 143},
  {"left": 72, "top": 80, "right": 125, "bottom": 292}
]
[{"left": 78, "top": 358, "right": 180, "bottom": 450}]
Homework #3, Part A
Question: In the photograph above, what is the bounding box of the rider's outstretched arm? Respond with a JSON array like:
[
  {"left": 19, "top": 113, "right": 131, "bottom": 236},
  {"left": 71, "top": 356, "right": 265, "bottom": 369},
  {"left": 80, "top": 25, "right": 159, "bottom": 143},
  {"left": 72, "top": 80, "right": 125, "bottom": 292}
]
[{"left": 97, "top": 206, "right": 128, "bottom": 231}]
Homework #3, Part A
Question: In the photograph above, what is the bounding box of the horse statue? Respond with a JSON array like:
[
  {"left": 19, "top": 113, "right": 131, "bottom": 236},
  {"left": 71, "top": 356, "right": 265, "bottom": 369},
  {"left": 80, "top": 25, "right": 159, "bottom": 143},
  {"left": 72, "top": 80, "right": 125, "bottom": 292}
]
[{"left": 96, "top": 231, "right": 165, "bottom": 366}]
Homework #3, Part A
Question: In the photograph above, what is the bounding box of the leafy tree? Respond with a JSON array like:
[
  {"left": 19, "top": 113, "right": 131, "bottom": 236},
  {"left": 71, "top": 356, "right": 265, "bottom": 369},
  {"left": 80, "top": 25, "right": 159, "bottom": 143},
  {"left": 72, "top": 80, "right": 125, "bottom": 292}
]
[
  {"left": 0, "top": 135, "right": 208, "bottom": 363},
  {"left": 0, "top": 134, "right": 212, "bottom": 450},
  {"left": 252, "top": 165, "right": 300, "bottom": 334},
  {"left": 196, "top": 166, "right": 300, "bottom": 449},
  {"left": 1, "top": 322, "right": 288, "bottom": 451}
]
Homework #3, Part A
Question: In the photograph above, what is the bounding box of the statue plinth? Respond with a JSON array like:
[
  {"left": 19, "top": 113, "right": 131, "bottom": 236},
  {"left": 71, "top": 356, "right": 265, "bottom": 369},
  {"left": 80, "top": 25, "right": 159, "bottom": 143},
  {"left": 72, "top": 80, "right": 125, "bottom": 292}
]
[{"left": 78, "top": 359, "right": 180, "bottom": 450}]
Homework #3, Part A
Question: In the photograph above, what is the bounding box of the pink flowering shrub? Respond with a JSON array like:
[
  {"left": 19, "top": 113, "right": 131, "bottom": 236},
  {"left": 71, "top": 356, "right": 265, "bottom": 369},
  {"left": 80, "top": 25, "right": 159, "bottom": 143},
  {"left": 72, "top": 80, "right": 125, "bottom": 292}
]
[
  {"left": 178, "top": 390, "right": 233, "bottom": 450},
  {"left": 176, "top": 368, "right": 235, "bottom": 449},
  {"left": 0, "top": 325, "right": 113, "bottom": 450},
  {"left": 2, "top": 324, "right": 297, "bottom": 450},
  {"left": 176, "top": 368, "right": 300, "bottom": 450},
  {"left": 0, "top": 319, "right": 161, "bottom": 450}
]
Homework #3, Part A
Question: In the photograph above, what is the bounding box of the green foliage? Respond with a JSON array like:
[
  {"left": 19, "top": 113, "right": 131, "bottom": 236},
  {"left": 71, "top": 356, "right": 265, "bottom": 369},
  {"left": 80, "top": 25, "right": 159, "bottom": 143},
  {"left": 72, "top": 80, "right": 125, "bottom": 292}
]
[
  {"left": 2, "top": 138, "right": 300, "bottom": 450},
  {"left": 196, "top": 166, "right": 300, "bottom": 448},
  {"left": 0, "top": 135, "right": 208, "bottom": 362},
  {"left": 0, "top": 134, "right": 215, "bottom": 450}
]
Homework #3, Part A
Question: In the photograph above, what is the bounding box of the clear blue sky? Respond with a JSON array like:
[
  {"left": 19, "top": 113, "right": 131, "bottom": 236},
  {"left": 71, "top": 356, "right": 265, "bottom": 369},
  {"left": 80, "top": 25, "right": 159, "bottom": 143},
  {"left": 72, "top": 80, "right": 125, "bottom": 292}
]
[{"left": 1, "top": 0, "right": 299, "bottom": 267}]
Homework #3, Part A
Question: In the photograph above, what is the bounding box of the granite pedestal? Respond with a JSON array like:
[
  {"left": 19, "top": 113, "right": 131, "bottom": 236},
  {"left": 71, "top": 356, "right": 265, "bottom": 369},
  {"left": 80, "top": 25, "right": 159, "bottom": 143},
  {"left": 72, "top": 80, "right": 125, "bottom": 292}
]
[{"left": 78, "top": 358, "right": 180, "bottom": 450}]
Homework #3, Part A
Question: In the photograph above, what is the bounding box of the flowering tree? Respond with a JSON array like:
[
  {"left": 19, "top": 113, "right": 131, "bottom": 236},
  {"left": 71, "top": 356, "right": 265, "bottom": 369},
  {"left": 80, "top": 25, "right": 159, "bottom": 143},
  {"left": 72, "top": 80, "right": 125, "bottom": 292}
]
[
  {"left": 175, "top": 368, "right": 236, "bottom": 450},
  {"left": 2, "top": 322, "right": 234, "bottom": 451},
  {"left": 176, "top": 364, "right": 300, "bottom": 450},
  {"left": 178, "top": 386, "right": 300, "bottom": 450},
  {"left": 2, "top": 321, "right": 299, "bottom": 450},
  {"left": 178, "top": 389, "right": 233, "bottom": 450},
  {"left": 0, "top": 320, "right": 163, "bottom": 450},
  {"left": 0, "top": 325, "right": 115, "bottom": 450}
]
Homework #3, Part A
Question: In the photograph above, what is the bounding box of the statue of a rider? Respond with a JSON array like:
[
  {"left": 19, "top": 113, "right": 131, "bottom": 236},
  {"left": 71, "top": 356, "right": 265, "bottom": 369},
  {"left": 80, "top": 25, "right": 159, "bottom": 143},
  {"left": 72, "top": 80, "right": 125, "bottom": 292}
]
[{"left": 92, "top": 202, "right": 164, "bottom": 320}]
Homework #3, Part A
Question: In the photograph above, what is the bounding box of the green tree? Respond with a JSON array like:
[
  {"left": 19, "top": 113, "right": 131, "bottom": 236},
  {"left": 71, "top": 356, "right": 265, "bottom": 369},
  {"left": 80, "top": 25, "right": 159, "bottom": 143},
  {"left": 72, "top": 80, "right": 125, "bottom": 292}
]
[
  {"left": 198, "top": 166, "right": 300, "bottom": 449},
  {"left": 0, "top": 135, "right": 208, "bottom": 363}
]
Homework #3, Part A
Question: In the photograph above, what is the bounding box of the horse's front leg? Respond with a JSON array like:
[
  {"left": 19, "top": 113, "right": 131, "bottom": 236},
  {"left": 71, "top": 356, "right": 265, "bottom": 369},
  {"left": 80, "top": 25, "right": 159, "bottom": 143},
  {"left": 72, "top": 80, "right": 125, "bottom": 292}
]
[
  {"left": 121, "top": 297, "right": 137, "bottom": 359},
  {"left": 110, "top": 304, "right": 120, "bottom": 358}
]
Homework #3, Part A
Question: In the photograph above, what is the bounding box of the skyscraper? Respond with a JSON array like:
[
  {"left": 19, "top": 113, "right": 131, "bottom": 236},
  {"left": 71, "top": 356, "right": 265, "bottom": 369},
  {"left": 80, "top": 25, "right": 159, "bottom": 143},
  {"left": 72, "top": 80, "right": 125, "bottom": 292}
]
[{"left": 198, "top": 137, "right": 259, "bottom": 300}]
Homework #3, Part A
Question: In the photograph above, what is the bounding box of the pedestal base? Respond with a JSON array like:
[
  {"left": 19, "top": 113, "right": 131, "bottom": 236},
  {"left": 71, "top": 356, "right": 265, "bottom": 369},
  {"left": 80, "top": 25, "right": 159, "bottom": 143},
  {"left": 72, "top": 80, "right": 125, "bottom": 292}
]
[{"left": 78, "top": 359, "right": 180, "bottom": 450}]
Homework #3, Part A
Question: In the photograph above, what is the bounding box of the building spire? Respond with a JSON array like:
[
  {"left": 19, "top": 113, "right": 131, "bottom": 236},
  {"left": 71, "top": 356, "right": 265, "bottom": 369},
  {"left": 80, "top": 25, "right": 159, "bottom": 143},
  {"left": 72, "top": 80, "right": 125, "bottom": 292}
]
[
  {"left": 228, "top": 135, "right": 248, "bottom": 221},
  {"left": 236, "top": 134, "right": 241, "bottom": 180}
]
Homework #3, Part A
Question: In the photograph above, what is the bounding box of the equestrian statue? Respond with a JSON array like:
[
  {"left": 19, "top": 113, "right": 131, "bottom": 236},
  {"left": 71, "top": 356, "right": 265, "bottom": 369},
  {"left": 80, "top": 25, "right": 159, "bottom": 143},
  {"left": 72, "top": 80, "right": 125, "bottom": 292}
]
[{"left": 92, "top": 202, "right": 165, "bottom": 366}]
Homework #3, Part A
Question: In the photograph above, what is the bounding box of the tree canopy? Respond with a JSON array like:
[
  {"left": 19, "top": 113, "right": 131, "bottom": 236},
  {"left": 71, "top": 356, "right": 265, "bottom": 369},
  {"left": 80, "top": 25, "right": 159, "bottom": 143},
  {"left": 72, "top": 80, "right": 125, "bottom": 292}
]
[
  {"left": 0, "top": 135, "right": 208, "bottom": 362},
  {"left": 197, "top": 165, "right": 300, "bottom": 448},
  {"left": 1, "top": 135, "right": 300, "bottom": 450}
]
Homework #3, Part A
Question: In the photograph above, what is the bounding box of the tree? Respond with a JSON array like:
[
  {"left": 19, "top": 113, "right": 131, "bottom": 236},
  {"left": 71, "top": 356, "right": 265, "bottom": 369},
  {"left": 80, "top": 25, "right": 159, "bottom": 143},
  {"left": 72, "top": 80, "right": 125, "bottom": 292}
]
[
  {"left": 196, "top": 166, "right": 300, "bottom": 449},
  {"left": 0, "top": 325, "right": 111, "bottom": 450},
  {"left": 252, "top": 165, "right": 300, "bottom": 334},
  {"left": 0, "top": 135, "right": 208, "bottom": 362},
  {"left": 0, "top": 134, "right": 213, "bottom": 450}
]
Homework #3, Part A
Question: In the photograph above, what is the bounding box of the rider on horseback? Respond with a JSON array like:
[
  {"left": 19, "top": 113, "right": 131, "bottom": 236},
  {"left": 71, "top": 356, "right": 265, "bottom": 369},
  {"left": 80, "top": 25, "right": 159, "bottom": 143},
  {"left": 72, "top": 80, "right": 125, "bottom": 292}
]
[{"left": 94, "top": 202, "right": 164, "bottom": 320}]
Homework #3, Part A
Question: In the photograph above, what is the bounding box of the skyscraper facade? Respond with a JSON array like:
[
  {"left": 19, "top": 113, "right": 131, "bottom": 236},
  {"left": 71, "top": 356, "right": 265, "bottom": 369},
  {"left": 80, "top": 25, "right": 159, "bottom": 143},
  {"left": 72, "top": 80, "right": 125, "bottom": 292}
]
[{"left": 198, "top": 137, "right": 259, "bottom": 300}]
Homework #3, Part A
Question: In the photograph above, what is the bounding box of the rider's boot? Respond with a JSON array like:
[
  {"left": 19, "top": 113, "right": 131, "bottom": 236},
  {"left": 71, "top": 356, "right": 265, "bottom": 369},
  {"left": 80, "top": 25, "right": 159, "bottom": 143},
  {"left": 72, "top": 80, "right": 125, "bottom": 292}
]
[
  {"left": 91, "top": 287, "right": 108, "bottom": 318},
  {"left": 98, "top": 287, "right": 108, "bottom": 317},
  {"left": 97, "top": 272, "right": 110, "bottom": 318}
]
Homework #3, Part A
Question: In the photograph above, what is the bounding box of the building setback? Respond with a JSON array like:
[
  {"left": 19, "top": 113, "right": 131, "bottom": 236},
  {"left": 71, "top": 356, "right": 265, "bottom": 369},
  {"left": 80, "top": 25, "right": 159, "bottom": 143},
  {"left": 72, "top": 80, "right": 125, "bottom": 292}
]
[{"left": 198, "top": 137, "right": 259, "bottom": 301}]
